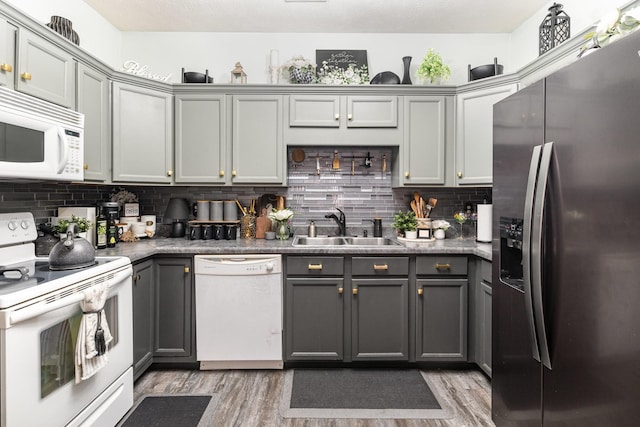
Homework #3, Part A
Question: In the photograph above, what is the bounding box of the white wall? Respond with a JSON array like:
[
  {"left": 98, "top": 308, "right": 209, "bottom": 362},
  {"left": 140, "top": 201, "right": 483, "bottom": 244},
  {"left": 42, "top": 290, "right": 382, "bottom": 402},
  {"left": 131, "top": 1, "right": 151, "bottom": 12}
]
[{"left": 3, "top": 0, "right": 122, "bottom": 67}]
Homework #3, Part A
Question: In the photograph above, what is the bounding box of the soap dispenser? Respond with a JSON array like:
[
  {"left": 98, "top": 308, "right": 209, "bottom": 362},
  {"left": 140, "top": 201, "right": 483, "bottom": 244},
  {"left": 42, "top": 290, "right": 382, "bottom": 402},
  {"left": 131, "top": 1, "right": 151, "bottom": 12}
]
[{"left": 308, "top": 221, "right": 317, "bottom": 237}]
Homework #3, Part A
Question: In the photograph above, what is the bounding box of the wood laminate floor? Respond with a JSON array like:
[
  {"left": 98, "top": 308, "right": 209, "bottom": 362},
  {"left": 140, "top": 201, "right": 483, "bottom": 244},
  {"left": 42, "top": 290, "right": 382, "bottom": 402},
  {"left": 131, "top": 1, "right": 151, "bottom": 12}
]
[{"left": 133, "top": 368, "right": 494, "bottom": 427}]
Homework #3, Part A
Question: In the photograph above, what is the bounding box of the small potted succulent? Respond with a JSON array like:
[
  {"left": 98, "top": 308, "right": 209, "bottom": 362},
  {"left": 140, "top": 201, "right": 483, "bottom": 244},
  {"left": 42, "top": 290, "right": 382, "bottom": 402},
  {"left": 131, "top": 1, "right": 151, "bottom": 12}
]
[
  {"left": 53, "top": 215, "right": 93, "bottom": 240},
  {"left": 417, "top": 49, "right": 451, "bottom": 84},
  {"left": 391, "top": 210, "right": 418, "bottom": 238}
]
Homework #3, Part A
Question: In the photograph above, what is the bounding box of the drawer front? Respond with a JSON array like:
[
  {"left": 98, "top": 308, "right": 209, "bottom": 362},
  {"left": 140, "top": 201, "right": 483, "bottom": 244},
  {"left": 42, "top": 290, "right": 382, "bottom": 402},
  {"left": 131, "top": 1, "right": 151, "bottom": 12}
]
[
  {"left": 480, "top": 260, "right": 492, "bottom": 283},
  {"left": 416, "top": 256, "right": 467, "bottom": 276},
  {"left": 352, "top": 257, "right": 409, "bottom": 276},
  {"left": 287, "top": 256, "right": 344, "bottom": 276}
]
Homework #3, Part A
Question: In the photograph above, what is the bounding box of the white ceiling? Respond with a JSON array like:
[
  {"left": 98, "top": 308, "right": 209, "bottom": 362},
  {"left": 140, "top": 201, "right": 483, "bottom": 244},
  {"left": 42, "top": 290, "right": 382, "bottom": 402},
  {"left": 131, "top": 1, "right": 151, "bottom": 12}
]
[{"left": 82, "top": 0, "right": 551, "bottom": 33}]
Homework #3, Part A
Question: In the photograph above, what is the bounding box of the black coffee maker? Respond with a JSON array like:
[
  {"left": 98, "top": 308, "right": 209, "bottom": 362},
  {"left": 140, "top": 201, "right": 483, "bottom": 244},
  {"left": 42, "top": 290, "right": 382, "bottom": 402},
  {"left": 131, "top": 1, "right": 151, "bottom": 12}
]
[{"left": 164, "top": 198, "right": 190, "bottom": 238}]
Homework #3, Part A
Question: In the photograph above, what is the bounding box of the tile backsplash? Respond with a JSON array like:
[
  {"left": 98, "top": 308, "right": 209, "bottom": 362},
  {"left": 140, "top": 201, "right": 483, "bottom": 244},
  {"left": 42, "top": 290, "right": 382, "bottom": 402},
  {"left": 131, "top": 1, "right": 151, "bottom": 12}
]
[{"left": 0, "top": 147, "right": 490, "bottom": 237}]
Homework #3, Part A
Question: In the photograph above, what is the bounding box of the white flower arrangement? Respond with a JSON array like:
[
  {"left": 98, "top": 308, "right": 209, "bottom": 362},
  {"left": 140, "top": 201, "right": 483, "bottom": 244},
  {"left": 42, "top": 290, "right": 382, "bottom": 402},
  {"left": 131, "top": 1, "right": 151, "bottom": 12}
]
[
  {"left": 268, "top": 208, "right": 294, "bottom": 222},
  {"left": 580, "top": 7, "right": 640, "bottom": 56},
  {"left": 431, "top": 219, "right": 451, "bottom": 230},
  {"left": 317, "top": 61, "right": 370, "bottom": 85},
  {"left": 282, "top": 55, "right": 316, "bottom": 84}
]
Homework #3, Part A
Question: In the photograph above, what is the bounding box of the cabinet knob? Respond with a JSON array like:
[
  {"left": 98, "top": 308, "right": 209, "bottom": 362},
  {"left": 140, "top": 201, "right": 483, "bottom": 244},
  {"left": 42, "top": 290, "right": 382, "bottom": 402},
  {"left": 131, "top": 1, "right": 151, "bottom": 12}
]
[
  {"left": 307, "top": 263, "right": 323, "bottom": 270},
  {"left": 435, "top": 263, "right": 451, "bottom": 270},
  {"left": 133, "top": 273, "right": 141, "bottom": 282},
  {"left": 83, "top": 164, "right": 89, "bottom": 170},
  {"left": 21, "top": 72, "right": 32, "bottom": 81},
  {"left": 338, "top": 287, "right": 344, "bottom": 295},
  {"left": 219, "top": 170, "right": 225, "bottom": 177},
  {"left": 352, "top": 288, "right": 358, "bottom": 295},
  {"left": 167, "top": 170, "right": 173, "bottom": 177},
  {"left": 347, "top": 114, "right": 353, "bottom": 121},
  {"left": 405, "top": 171, "right": 410, "bottom": 178},
  {"left": 373, "top": 264, "right": 388, "bottom": 271},
  {"left": 0, "top": 63, "right": 12, "bottom": 72},
  {"left": 184, "top": 266, "right": 190, "bottom": 273},
  {"left": 334, "top": 114, "right": 340, "bottom": 120},
  {"left": 457, "top": 171, "right": 463, "bottom": 178},
  {"left": 418, "top": 288, "right": 424, "bottom": 296},
  {"left": 232, "top": 170, "right": 237, "bottom": 177}
]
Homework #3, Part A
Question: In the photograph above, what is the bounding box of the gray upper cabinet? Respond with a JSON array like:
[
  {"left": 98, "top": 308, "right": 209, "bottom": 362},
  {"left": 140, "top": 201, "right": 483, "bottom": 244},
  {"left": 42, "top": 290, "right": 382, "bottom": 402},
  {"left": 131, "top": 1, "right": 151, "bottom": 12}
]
[
  {"left": 174, "top": 94, "right": 226, "bottom": 184},
  {"left": 112, "top": 82, "right": 173, "bottom": 183},
  {"left": 230, "top": 94, "right": 284, "bottom": 185},
  {"left": 77, "top": 63, "right": 110, "bottom": 182},
  {"left": 285, "top": 94, "right": 401, "bottom": 146},
  {"left": 455, "top": 83, "right": 517, "bottom": 185},
  {"left": 0, "top": 19, "right": 16, "bottom": 88},
  {"left": 399, "top": 96, "right": 448, "bottom": 185},
  {"left": 16, "top": 27, "right": 75, "bottom": 108}
]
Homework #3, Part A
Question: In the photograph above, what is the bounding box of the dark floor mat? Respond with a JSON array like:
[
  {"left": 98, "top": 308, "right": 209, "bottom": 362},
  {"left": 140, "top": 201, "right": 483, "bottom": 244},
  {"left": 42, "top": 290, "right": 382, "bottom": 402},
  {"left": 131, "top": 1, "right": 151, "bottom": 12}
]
[
  {"left": 120, "top": 395, "right": 212, "bottom": 427},
  {"left": 290, "top": 368, "right": 441, "bottom": 409}
]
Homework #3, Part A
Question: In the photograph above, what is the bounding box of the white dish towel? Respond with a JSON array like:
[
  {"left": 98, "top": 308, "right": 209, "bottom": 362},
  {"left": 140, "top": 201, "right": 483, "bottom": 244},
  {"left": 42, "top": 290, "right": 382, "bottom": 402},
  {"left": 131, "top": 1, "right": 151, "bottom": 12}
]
[{"left": 75, "top": 282, "right": 113, "bottom": 383}]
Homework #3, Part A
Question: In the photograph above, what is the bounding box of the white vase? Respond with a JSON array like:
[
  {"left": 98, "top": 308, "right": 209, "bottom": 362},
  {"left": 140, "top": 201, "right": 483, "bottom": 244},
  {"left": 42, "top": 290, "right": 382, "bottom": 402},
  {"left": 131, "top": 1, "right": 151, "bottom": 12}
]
[
  {"left": 404, "top": 230, "right": 418, "bottom": 239},
  {"left": 434, "top": 229, "right": 446, "bottom": 240}
]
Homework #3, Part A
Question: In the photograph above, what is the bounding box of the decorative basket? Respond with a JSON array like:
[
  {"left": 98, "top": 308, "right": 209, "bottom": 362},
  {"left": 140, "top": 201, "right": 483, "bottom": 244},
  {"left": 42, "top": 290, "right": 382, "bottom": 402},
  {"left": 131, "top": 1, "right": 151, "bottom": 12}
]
[{"left": 289, "top": 68, "right": 315, "bottom": 84}]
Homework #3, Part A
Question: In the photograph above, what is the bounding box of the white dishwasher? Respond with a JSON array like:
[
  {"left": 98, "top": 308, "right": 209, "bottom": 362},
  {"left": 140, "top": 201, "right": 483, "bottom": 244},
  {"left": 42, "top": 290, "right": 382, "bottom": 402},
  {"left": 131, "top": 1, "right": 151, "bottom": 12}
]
[{"left": 194, "top": 254, "right": 283, "bottom": 370}]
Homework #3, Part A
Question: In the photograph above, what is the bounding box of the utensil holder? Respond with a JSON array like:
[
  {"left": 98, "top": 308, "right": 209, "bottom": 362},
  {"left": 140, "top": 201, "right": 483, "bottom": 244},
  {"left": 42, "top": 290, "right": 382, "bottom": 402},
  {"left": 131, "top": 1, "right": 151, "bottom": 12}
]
[{"left": 240, "top": 215, "right": 256, "bottom": 239}]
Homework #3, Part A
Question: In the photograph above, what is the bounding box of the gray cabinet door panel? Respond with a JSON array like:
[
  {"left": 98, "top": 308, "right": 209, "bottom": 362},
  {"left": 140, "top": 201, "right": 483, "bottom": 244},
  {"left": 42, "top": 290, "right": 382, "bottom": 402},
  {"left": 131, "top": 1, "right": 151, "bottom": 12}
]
[
  {"left": 132, "top": 259, "right": 154, "bottom": 380},
  {"left": 351, "top": 278, "right": 409, "bottom": 361},
  {"left": 287, "top": 256, "right": 344, "bottom": 276},
  {"left": 347, "top": 96, "right": 398, "bottom": 128},
  {"left": 175, "top": 94, "right": 226, "bottom": 183},
  {"left": 352, "top": 256, "right": 408, "bottom": 276},
  {"left": 289, "top": 95, "right": 340, "bottom": 127},
  {"left": 285, "top": 277, "right": 344, "bottom": 360},
  {"left": 416, "top": 278, "right": 468, "bottom": 361},
  {"left": 17, "top": 28, "right": 75, "bottom": 108},
  {"left": 0, "top": 20, "right": 16, "bottom": 88},
  {"left": 416, "top": 255, "right": 467, "bottom": 276},
  {"left": 77, "top": 63, "right": 109, "bottom": 182}
]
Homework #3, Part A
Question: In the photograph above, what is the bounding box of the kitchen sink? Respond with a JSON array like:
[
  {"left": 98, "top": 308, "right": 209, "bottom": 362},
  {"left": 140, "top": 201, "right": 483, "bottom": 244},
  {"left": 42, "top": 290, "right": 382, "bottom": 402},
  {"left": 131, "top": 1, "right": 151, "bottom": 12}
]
[{"left": 292, "top": 236, "right": 400, "bottom": 247}]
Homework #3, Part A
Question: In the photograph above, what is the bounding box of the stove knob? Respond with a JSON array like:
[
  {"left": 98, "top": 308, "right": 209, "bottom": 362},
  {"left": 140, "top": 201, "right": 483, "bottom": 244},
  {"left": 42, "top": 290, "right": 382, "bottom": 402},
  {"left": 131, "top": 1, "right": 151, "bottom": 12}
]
[
  {"left": 8, "top": 220, "right": 18, "bottom": 231},
  {"left": 265, "top": 263, "right": 274, "bottom": 272},
  {"left": 20, "top": 220, "right": 30, "bottom": 230}
]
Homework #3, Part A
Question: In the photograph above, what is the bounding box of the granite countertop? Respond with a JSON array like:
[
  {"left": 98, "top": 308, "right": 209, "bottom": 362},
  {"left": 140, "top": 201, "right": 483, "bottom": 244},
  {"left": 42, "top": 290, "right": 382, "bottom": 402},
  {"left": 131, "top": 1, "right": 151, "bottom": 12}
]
[{"left": 97, "top": 236, "right": 492, "bottom": 263}]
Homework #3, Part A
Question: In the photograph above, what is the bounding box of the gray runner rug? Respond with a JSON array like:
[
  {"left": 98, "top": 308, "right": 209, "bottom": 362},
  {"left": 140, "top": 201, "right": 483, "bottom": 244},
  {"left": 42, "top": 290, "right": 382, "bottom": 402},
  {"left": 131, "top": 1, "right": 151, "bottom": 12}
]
[
  {"left": 280, "top": 368, "right": 451, "bottom": 419},
  {"left": 118, "top": 394, "right": 214, "bottom": 427}
]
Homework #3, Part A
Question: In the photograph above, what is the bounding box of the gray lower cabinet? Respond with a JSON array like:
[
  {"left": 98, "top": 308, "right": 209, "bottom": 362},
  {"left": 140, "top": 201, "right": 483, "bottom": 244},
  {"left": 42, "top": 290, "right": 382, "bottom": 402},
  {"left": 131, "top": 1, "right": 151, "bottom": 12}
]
[
  {"left": 285, "top": 256, "right": 344, "bottom": 361},
  {"left": 132, "top": 259, "right": 154, "bottom": 380},
  {"left": 112, "top": 82, "right": 173, "bottom": 183},
  {"left": 77, "top": 63, "right": 110, "bottom": 181},
  {"left": 230, "top": 94, "right": 284, "bottom": 185},
  {"left": 174, "top": 93, "right": 227, "bottom": 184},
  {"left": 0, "top": 19, "right": 16, "bottom": 88},
  {"left": 415, "top": 256, "right": 468, "bottom": 361},
  {"left": 153, "top": 257, "right": 194, "bottom": 361},
  {"left": 351, "top": 257, "right": 409, "bottom": 361},
  {"left": 16, "top": 27, "right": 75, "bottom": 108},
  {"left": 477, "top": 259, "right": 492, "bottom": 376}
]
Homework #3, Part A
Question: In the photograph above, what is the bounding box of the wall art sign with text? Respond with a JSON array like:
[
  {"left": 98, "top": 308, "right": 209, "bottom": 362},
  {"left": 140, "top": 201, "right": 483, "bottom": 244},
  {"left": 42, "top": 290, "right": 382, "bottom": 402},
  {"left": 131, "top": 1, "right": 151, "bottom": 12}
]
[
  {"left": 120, "top": 60, "right": 173, "bottom": 82},
  {"left": 315, "top": 50, "right": 368, "bottom": 73}
]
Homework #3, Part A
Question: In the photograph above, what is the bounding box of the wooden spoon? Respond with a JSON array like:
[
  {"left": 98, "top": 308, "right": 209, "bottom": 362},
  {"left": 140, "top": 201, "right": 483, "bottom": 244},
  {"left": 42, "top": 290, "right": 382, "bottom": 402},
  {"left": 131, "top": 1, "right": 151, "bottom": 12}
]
[{"left": 410, "top": 200, "right": 420, "bottom": 218}]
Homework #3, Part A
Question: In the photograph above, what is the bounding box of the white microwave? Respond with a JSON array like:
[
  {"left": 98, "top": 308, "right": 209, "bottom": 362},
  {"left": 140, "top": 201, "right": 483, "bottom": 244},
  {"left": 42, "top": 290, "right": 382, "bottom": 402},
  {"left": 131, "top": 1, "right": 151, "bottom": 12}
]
[{"left": 0, "top": 86, "right": 84, "bottom": 181}]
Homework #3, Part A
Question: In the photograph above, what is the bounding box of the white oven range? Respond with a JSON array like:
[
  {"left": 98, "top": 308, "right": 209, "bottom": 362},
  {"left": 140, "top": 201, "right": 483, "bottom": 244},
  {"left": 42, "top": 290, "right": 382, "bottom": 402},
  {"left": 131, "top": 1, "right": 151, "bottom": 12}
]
[{"left": 0, "top": 212, "right": 133, "bottom": 427}]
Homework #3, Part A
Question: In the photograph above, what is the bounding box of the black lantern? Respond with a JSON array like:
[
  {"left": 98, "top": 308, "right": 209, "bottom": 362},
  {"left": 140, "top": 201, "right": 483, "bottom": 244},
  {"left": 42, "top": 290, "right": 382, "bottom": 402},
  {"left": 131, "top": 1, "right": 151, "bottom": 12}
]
[{"left": 539, "top": 3, "right": 570, "bottom": 56}]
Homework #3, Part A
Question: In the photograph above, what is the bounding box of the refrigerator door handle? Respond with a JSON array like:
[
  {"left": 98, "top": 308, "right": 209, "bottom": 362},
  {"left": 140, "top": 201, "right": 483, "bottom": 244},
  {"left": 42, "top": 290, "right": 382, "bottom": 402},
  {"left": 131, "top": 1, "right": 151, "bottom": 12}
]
[
  {"left": 531, "top": 141, "right": 554, "bottom": 370},
  {"left": 523, "top": 144, "right": 542, "bottom": 363}
]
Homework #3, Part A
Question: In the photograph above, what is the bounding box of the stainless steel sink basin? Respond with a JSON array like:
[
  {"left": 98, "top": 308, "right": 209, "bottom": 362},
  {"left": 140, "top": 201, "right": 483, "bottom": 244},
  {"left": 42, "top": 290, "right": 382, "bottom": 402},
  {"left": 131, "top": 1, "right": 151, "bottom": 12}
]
[
  {"left": 292, "top": 236, "right": 400, "bottom": 247},
  {"left": 292, "top": 236, "right": 349, "bottom": 246},
  {"left": 344, "top": 237, "right": 400, "bottom": 246}
]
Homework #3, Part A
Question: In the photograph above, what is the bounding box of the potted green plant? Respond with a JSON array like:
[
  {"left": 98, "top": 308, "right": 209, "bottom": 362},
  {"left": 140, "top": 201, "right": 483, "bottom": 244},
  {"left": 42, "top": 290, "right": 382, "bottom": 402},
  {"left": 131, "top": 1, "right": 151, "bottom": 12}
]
[
  {"left": 417, "top": 48, "right": 451, "bottom": 84},
  {"left": 391, "top": 210, "right": 418, "bottom": 238},
  {"left": 53, "top": 215, "right": 93, "bottom": 239}
]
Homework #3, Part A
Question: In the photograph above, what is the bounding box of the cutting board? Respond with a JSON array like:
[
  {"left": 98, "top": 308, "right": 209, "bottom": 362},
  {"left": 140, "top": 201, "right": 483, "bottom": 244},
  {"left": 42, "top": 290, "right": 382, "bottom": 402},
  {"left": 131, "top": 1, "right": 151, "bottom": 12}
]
[{"left": 255, "top": 209, "right": 271, "bottom": 239}]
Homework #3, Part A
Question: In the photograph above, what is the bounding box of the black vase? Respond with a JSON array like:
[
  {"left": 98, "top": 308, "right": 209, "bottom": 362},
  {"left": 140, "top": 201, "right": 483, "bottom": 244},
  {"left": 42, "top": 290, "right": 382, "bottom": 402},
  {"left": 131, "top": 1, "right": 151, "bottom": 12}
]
[
  {"left": 401, "top": 56, "right": 412, "bottom": 85},
  {"left": 46, "top": 16, "right": 80, "bottom": 46}
]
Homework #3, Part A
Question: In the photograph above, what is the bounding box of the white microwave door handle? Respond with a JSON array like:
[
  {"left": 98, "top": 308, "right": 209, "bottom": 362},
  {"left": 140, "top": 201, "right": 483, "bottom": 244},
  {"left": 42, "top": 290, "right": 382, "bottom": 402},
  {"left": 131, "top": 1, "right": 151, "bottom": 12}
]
[{"left": 56, "top": 128, "right": 69, "bottom": 174}]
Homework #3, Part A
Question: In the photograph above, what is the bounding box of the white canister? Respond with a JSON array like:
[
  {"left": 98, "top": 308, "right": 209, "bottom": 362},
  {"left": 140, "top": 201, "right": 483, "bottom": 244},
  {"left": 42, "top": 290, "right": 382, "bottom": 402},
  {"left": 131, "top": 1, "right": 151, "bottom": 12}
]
[
  {"left": 141, "top": 215, "right": 156, "bottom": 233},
  {"left": 131, "top": 222, "right": 146, "bottom": 235},
  {"left": 120, "top": 216, "right": 138, "bottom": 225}
]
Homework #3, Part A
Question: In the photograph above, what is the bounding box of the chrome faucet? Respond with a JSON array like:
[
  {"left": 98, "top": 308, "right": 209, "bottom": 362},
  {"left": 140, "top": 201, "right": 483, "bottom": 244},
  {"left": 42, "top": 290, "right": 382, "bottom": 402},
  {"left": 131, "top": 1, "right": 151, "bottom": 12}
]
[{"left": 325, "top": 208, "right": 346, "bottom": 236}]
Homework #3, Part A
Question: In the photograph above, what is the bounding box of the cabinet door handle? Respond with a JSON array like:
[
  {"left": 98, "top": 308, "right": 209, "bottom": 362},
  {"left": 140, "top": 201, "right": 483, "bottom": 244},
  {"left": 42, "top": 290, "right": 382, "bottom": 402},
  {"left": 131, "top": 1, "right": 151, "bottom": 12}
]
[
  {"left": 232, "top": 170, "right": 237, "bottom": 177},
  {"left": 334, "top": 114, "right": 340, "bottom": 120},
  {"left": 457, "top": 171, "right": 463, "bottom": 178},
  {"left": 184, "top": 266, "right": 190, "bottom": 273},
  {"left": 352, "top": 288, "right": 358, "bottom": 295},
  {"left": 219, "top": 170, "right": 225, "bottom": 177},
  {"left": 338, "top": 287, "right": 344, "bottom": 294},
  {"left": 167, "top": 170, "right": 173, "bottom": 177},
  {"left": 133, "top": 273, "right": 141, "bottom": 282},
  {"left": 0, "top": 63, "right": 12, "bottom": 72},
  {"left": 435, "top": 263, "right": 451, "bottom": 270},
  {"left": 417, "top": 288, "right": 424, "bottom": 296},
  {"left": 373, "top": 264, "right": 388, "bottom": 271},
  {"left": 21, "top": 72, "right": 32, "bottom": 81},
  {"left": 83, "top": 164, "right": 89, "bottom": 170},
  {"left": 307, "top": 263, "right": 323, "bottom": 270},
  {"left": 347, "top": 114, "right": 353, "bottom": 121},
  {"left": 405, "top": 171, "right": 410, "bottom": 178}
]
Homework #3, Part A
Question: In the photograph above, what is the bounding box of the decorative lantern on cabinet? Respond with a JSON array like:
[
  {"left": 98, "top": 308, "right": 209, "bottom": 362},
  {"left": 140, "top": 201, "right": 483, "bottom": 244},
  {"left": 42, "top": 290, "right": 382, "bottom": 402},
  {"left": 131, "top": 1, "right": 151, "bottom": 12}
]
[
  {"left": 231, "top": 62, "right": 247, "bottom": 84},
  {"left": 539, "top": 3, "right": 570, "bottom": 56}
]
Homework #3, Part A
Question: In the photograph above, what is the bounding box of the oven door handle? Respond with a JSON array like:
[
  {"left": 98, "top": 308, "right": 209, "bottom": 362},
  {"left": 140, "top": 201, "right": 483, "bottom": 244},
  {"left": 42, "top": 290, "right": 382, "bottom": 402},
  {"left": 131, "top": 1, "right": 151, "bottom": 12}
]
[{"left": 6, "top": 268, "right": 131, "bottom": 328}]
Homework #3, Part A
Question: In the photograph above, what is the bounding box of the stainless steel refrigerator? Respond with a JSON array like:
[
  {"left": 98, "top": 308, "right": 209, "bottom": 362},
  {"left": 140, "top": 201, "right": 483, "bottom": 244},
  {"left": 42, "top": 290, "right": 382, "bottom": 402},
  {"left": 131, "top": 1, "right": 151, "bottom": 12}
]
[{"left": 492, "top": 30, "right": 640, "bottom": 426}]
